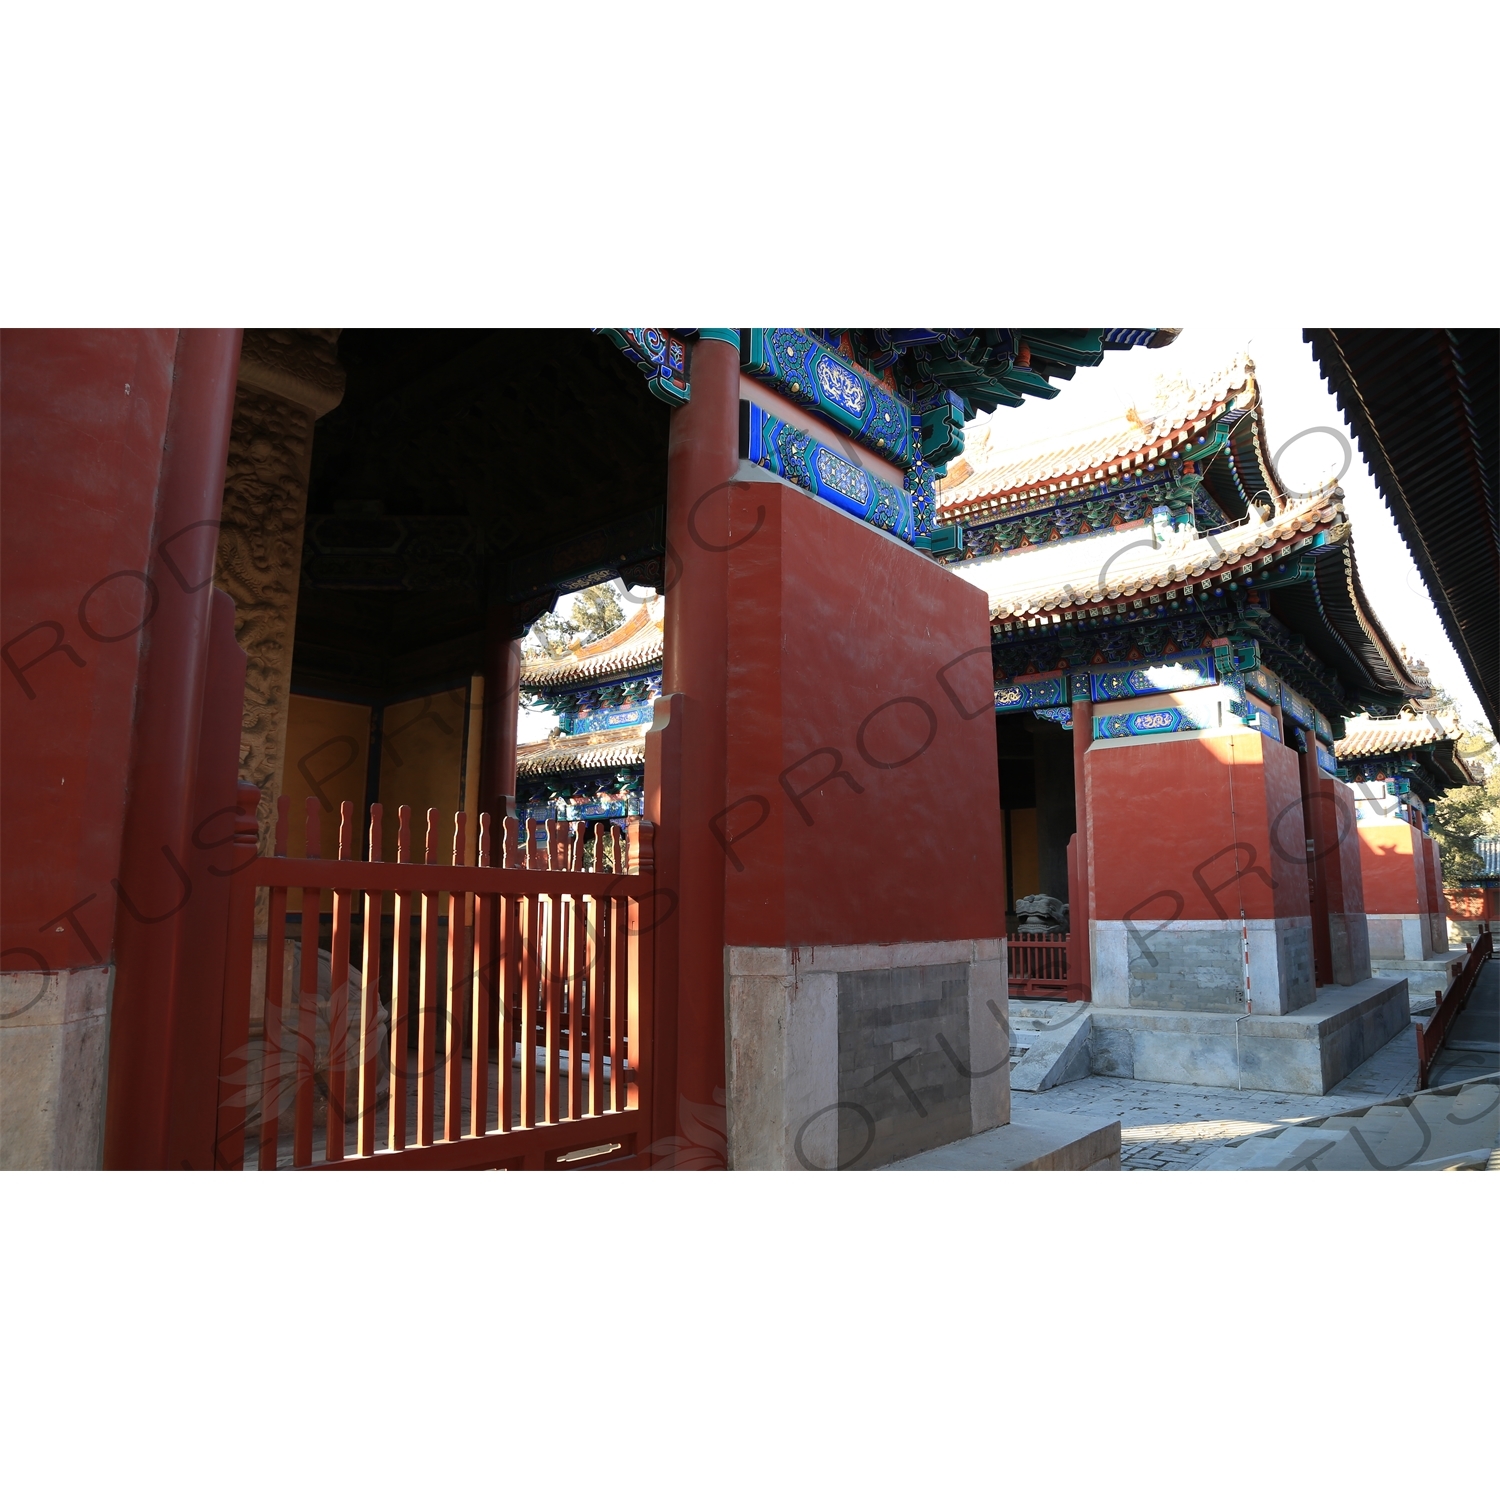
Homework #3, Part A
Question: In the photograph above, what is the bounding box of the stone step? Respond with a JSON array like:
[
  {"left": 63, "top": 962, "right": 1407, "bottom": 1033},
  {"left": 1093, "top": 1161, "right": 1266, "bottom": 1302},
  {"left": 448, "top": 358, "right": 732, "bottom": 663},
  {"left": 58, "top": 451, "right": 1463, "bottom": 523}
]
[
  {"left": 1010, "top": 1007, "right": 1093, "bottom": 1093},
  {"left": 1196, "top": 1126, "right": 1349, "bottom": 1170},
  {"left": 1196, "top": 1079, "right": 1500, "bottom": 1169}
]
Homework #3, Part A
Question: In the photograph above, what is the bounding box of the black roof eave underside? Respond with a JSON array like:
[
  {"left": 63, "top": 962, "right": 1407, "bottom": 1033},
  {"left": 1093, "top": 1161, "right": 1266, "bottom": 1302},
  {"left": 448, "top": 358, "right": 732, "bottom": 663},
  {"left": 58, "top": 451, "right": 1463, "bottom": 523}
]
[{"left": 1305, "top": 328, "right": 1498, "bottom": 732}]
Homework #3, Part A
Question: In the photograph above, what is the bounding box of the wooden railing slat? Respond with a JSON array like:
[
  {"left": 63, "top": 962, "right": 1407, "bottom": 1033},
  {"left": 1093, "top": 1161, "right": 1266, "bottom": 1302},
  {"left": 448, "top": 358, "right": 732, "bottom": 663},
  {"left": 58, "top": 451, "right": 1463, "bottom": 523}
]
[
  {"left": 568, "top": 893, "right": 587, "bottom": 1120},
  {"left": 389, "top": 806, "right": 412, "bottom": 1152},
  {"left": 294, "top": 886, "right": 320, "bottom": 1168},
  {"left": 520, "top": 895, "right": 540, "bottom": 1128},
  {"left": 470, "top": 812, "right": 492, "bottom": 1139},
  {"left": 325, "top": 799, "right": 356, "bottom": 1162},
  {"left": 444, "top": 809, "right": 467, "bottom": 1143},
  {"left": 417, "top": 810, "right": 439, "bottom": 1148},
  {"left": 291, "top": 796, "right": 322, "bottom": 1169},
  {"left": 611, "top": 891, "right": 628, "bottom": 1113},
  {"left": 498, "top": 893, "right": 518, "bottom": 1133},
  {"left": 545, "top": 892, "right": 563, "bottom": 1124},
  {"left": 358, "top": 804, "right": 384, "bottom": 1157},
  {"left": 213, "top": 783, "right": 261, "bottom": 1170},
  {"left": 259, "top": 883, "right": 288, "bottom": 1171},
  {"left": 588, "top": 892, "right": 606, "bottom": 1117}
]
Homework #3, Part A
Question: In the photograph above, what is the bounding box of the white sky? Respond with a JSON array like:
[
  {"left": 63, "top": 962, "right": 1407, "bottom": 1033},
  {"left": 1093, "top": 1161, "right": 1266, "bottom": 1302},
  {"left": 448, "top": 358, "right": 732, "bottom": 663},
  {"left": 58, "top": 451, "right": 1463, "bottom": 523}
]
[{"left": 965, "top": 329, "right": 1488, "bottom": 731}]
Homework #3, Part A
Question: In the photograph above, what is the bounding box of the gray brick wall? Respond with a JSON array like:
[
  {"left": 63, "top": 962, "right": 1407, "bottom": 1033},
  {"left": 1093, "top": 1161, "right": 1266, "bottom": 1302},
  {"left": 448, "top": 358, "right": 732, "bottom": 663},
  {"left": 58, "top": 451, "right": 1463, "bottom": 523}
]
[
  {"left": 1277, "top": 924, "right": 1313, "bottom": 1002},
  {"left": 837, "top": 963, "right": 971, "bottom": 1168},
  {"left": 1126, "top": 928, "right": 1244, "bottom": 1012}
]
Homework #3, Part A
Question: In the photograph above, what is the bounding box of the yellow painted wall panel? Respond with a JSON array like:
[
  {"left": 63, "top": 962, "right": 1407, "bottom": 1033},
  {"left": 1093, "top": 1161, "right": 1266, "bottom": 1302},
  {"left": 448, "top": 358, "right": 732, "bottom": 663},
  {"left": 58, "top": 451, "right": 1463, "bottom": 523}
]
[
  {"left": 378, "top": 690, "right": 468, "bottom": 862},
  {"left": 283, "top": 695, "right": 372, "bottom": 857}
]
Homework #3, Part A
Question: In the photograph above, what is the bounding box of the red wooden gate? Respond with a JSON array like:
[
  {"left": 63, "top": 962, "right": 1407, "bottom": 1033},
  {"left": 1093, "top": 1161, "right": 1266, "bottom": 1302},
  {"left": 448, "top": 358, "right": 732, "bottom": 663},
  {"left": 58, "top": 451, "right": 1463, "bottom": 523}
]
[
  {"left": 1008, "top": 930, "right": 1083, "bottom": 1000},
  {"left": 212, "top": 793, "right": 658, "bottom": 1170}
]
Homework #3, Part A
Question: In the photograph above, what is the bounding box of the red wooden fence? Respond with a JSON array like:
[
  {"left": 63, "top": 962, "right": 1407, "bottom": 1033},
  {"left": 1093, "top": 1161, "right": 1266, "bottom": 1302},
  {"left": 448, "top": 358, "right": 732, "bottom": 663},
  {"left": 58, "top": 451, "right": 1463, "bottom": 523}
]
[
  {"left": 213, "top": 793, "right": 657, "bottom": 1170},
  {"left": 1007, "top": 930, "right": 1083, "bottom": 1000},
  {"left": 1415, "top": 923, "right": 1493, "bottom": 1089}
]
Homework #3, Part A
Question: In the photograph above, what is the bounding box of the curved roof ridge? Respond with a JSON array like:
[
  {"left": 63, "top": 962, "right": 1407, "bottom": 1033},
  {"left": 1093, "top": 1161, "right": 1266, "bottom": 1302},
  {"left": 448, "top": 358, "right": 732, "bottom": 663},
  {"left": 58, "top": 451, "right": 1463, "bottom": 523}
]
[
  {"left": 521, "top": 596, "right": 665, "bottom": 687},
  {"left": 938, "top": 352, "right": 1256, "bottom": 513},
  {"left": 1333, "top": 711, "right": 1466, "bottom": 760},
  {"left": 960, "top": 482, "right": 1343, "bottom": 622}
]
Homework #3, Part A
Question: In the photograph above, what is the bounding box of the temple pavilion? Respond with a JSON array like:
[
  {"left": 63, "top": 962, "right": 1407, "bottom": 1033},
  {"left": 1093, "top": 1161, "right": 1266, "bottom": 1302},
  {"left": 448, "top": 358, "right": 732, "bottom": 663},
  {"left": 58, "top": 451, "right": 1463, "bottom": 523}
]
[
  {"left": 515, "top": 597, "right": 663, "bottom": 828},
  {"left": 1335, "top": 703, "right": 1477, "bottom": 812},
  {"left": 1335, "top": 703, "right": 1478, "bottom": 969},
  {"left": 930, "top": 354, "right": 1436, "bottom": 1090}
]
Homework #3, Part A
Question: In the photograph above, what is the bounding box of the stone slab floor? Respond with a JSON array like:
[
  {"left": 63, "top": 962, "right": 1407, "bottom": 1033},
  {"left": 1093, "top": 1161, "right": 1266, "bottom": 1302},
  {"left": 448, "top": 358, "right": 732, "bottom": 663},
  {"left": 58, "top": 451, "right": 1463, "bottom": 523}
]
[{"left": 1013, "top": 1002, "right": 1484, "bottom": 1171}]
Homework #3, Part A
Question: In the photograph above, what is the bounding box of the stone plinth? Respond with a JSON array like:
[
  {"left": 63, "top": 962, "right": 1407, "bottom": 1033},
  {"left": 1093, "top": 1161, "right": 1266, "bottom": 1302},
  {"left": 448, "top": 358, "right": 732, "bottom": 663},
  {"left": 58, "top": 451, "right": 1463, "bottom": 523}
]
[
  {"left": 727, "top": 940, "right": 1009, "bottom": 1170},
  {"left": 881, "top": 1106, "right": 1120, "bottom": 1171},
  {"left": 703, "top": 478, "right": 1009, "bottom": 1171},
  {"left": 0, "top": 966, "right": 112, "bottom": 1169},
  {"left": 1085, "top": 726, "right": 1316, "bottom": 1016},
  {"left": 1357, "top": 820, "right": 1445, "bottom": 961},
  {"left": 1089, "top": 974, "right": 1411, "bottom": 1095}
]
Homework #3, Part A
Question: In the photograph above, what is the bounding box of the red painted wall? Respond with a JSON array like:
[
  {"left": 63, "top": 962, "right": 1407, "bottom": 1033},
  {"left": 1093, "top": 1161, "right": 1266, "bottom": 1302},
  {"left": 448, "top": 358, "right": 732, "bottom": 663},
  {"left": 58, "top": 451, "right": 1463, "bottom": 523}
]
[
  {"left": 1086, "top": 729, "right": 1313, "bottom": 924},
  {"left": 720, "top": 481, "right": 1004, "bottom": 946},
  {"left": 1318, "top": 774, "right": 1365, "bottom": 917},
  {"left": 1419, "top": 830, "right": 1443, "bottom": 924},
  {"left": 1, "top": 330, "right": 178, "bottom": 971},
  {"left": 1411, "top": 832, "right": 1432, "bottom": 920},
  {"left": 1356, "top": 821, "right": 1423, "bottom": 913}
]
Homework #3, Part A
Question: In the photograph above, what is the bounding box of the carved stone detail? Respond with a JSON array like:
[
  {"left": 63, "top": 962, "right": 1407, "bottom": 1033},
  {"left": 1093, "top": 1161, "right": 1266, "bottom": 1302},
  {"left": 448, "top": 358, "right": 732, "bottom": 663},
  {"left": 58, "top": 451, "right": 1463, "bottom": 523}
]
[
  {"left": 237, "top": 329, "right": 345, "bottom": 419},
  {"left": 214, "top": 332, "right": 344, "bottom": 857}
]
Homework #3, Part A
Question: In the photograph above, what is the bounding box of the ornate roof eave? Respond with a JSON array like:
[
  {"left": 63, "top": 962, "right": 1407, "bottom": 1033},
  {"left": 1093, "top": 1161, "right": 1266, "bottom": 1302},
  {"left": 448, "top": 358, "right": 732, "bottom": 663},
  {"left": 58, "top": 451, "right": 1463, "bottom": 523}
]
[
  {"left": 937, "top": 355, "right": 1253, "bottom": 517},
  {"left": 519, "top": 602, "right": 664, "bottom": 689},
  {"left": 1305, "top": 329, "right": 1498, "bottom": 735},
  {"left": 1333, "top": 716, "right": 1477, "bottom": 793},
  {"left": 516, "top": 725, "right": 647, "bottom": 777},
  {"left": 1313, "top": 540, "right": 1426, "bottom": 701},
  {"left": 976, "top": 485, "right": 1345, "bottom": 625},
  {"left": 598, "top": 329, "right": 1178, "bottom": 475}
]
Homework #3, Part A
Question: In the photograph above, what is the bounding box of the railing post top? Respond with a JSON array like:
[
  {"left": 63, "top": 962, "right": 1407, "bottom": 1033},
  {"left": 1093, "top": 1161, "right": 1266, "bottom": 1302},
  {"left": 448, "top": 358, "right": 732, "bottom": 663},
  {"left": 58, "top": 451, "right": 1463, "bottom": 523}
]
[
  {"left": 234, "top": 781, "right": 260, "bottom": 847},
  {"left": 625, "top": 815, "right": 654, "bottom": 875}
]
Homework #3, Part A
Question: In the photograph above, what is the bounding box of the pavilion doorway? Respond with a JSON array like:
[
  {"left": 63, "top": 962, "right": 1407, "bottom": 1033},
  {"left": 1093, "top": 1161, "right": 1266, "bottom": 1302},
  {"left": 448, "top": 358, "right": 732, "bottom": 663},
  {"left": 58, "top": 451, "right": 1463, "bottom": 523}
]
[
  {"left": 204, "top": 329, "right": 676, "bottom": 1169},
  {"left": 998, "top": 712, "right": 1076, "bottom": 924}
]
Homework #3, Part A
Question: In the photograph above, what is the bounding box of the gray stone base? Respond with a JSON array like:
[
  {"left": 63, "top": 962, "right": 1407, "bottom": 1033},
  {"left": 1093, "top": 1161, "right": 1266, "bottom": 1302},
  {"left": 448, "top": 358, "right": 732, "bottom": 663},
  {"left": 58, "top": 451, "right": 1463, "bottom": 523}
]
[
  {"left": 1089, "top": 974, "right": 1411, "bottom": 1095},
  {"left": 1367, "top": 912, "right": 1442, "bottom": 962},
  {"left": 726, "top": 939, "right": 1009, "bottom": 1170},
  {"left": 1010, "top": 1000, "right": 1093, "bottom": 1092},
  {"left": 1092, "top": 916, "right": 1315, "bottom": 1015},
  {"left": 1369, "top": 954, "right": 1460, "bottom": 1011},
  {"left": 1, "top": 965, "right": 113, "bottom": 1170},
  {"left": 881, "top": 1106, "right": 1120, "bottom": 1171}
]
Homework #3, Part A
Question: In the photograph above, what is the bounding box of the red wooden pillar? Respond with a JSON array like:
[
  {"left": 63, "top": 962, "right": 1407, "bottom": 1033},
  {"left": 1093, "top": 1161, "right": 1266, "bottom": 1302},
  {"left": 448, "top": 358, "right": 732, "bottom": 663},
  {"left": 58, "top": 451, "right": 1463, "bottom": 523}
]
[
  {"left": 1070, "top": 676, "right": 1092, "bottom": 1002},
  {"left": 104, "top": 329, "right": 243, "bottom": 1169},
  {"left": 660, "top": 331, "right": 739, "bottom": 1156},
  {"left": 164, "top": 590, "right": 249, "bottom": 1169},
  {"left": 480, "top": 608, "right": 523, "bottom": 821},
  {"left": 1298, "top": 735, "right": 1334, "bottom": 986}
]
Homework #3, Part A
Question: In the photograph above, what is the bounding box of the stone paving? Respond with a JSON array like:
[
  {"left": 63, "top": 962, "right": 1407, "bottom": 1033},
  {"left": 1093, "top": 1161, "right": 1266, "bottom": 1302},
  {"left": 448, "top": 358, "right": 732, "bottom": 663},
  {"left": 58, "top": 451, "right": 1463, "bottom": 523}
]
[{"left": 1013, "top": 1012, "right": 1427, "bottom": 1170}]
